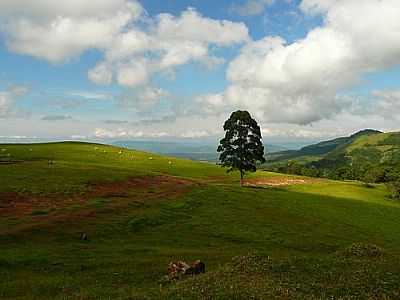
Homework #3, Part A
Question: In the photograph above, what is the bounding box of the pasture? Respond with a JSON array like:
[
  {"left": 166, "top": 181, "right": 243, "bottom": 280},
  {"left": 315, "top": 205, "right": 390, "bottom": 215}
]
[{"left": 1, "top": 142, "right": 400, "bottom": 299}]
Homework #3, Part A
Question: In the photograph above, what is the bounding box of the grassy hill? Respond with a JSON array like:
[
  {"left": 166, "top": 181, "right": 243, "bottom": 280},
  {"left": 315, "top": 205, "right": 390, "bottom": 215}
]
[
  {"left": 1, "top": 142, "right": 400, "bottom": 299},
  {"left": 266, "top": 130, "right": 400, "bottom": 181},
  {"left": 266, "top": 129, "right": 381, "bottom": 162}
]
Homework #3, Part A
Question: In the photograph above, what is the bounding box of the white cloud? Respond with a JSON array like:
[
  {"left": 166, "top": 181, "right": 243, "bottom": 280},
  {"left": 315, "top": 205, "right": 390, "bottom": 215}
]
[
  {"left": 0, "top": 3, "right": 248, "bottom": 86},
  {"left": 88, "top": 63, "right": 113, "bottom": 85},
  {"left": 0, "top": 0, "right": 142, "bottom": 19},
  {"left": 0, "top": 1, "right": 142, "bottom": 63},
  {"left": 116, "top": 59, "right": 150, "bottom": 87},
  {"left": 200, "top": 0, "right": 400, "bottom": 125},
  {"left": 0, "top": 86, "right": 28, "bottom": 118},
  {"left": 230, "top": 0, "right": 275, "bottom": 16},
  {"left": 91, "top": 8, "right": 249, "bottom": 87},
  {"left": 198, "top": 85, "right": 351, "bottom": 125},
  {"left": 154, "top": 8, "right": 249, "bottom": 47}
]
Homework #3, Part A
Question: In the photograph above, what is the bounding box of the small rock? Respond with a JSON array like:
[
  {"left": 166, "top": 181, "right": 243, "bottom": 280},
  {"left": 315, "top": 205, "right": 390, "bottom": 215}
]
[
  {"left": 167, "top": 260, "right": 205, "bottom": 280},
  {"left": 168, "top": 261, "right": 190, "bottom": 279},
  {"left": 191, "top": 260, "right": 206, "bottom": 275}
]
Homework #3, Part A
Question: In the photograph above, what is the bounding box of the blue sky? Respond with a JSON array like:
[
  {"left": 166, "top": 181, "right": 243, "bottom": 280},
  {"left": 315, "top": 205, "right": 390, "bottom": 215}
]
[{"left": 0, "top": 0, "right": 400, "bottom": 143}]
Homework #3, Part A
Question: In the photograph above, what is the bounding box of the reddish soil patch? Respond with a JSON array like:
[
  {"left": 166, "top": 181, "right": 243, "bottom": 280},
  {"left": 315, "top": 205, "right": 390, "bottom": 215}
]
[
  {"left": 0, "top": 175, "right": 194, "bottom": 224},
  {"left": 88, "top": 175, "right": 192, "bottom": 199},
  {"left": 244, "top": 177, "right": 316, "bottom": 187}
]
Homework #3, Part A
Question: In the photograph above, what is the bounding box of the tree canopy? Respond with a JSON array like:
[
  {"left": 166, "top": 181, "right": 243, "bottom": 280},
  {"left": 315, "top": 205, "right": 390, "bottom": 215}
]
[{"left": 217, "top": 110, "right": 265, "bottom": 185}]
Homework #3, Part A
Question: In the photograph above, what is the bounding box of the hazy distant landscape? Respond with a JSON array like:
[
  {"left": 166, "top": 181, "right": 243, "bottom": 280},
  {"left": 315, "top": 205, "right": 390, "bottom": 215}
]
[{"left": 113, "top": 140, "right": 290, "bottom": 162}]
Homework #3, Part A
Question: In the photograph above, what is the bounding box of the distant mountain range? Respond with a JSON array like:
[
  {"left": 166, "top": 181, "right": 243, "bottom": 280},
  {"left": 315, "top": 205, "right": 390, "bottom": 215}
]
[
  {"left": 113, "top": 140, "right": 289, "bottom": 162},
  {"left": 266, "top": 129, "right": 400, "bottom": 181},
  {"left": 267, "top": 129, "right": 382, "bottom": 162}
]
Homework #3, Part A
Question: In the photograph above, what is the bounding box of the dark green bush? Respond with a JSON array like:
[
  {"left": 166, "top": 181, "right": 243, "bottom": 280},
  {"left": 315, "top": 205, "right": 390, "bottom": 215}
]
[{"left": 387, "top": 180, "right": 400, "bottom": 200}]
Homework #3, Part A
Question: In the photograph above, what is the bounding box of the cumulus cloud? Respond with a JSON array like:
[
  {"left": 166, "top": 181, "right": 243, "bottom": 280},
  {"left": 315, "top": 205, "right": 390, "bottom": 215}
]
[
  {"left": 200, "top": 0, "right": 400, "bottom": 125},
  {"left": 0, "top": 86, "right": 28, "bottom": 118},
  {"left": 88, "top": 63, "right": 113, "bottom": 85},
  {"left": 198, "top": 84, "right": 351, "bottom": 125},
  {"left": 0, "top": 1, "right": 142, "bottom": 63},
  {"left": 0, "top": 2, "right": 248, "bottom": 86},
  {"left": 92, "top": 8, "right": 249, "bottom": 87},
  {"left": 230, "top": 0, "right": 274, "bottom": 16},
  {"left": 0, "top": 0, "right": 142, "bottom": 19}
]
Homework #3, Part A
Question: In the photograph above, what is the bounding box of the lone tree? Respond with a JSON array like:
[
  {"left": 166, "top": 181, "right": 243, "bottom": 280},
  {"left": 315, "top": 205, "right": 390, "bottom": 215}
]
[{"left": 218, "top": 110, "right": 266, "bottom": 186}]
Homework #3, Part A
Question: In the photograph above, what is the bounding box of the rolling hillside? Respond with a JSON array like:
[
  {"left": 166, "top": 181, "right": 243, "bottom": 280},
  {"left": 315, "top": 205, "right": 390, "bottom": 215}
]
[
  {"left": 1, "top": 142, "right": 400, "bottom": 299},
  {"left": 266, "top": 130, "right": 400, "bottom": 181},
  {"left": 266, "top": 129, "right": 382, "bottom": 162}
]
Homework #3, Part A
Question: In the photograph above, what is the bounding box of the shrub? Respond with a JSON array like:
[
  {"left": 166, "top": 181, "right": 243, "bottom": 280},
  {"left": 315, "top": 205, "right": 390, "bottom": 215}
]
[
  {"left": 341, "top": 243, "right": 385, "bottom": 258},
  {"left": 387, "top": 180, "right": 400, "bottom": 200},
  {"left": 363, "top": 166, "right": 389, "bottom": 183}
]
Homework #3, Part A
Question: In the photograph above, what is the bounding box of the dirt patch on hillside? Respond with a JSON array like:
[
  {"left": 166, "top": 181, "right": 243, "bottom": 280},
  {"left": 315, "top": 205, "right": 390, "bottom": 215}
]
[
  {"left": 89, "top": 175, "right": 193, "bottom": 198},
  {"left": 0, "top": 175, "right": 194, "bottom": 222},
  {"left": 244, "top": 177, "right": 316, "bottom": 187}
]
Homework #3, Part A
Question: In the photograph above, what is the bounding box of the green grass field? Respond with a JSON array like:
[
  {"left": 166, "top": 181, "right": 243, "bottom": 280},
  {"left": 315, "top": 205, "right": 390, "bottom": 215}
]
[{"left": 1, "top": 142, "right": 400, "bottom": 299}]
